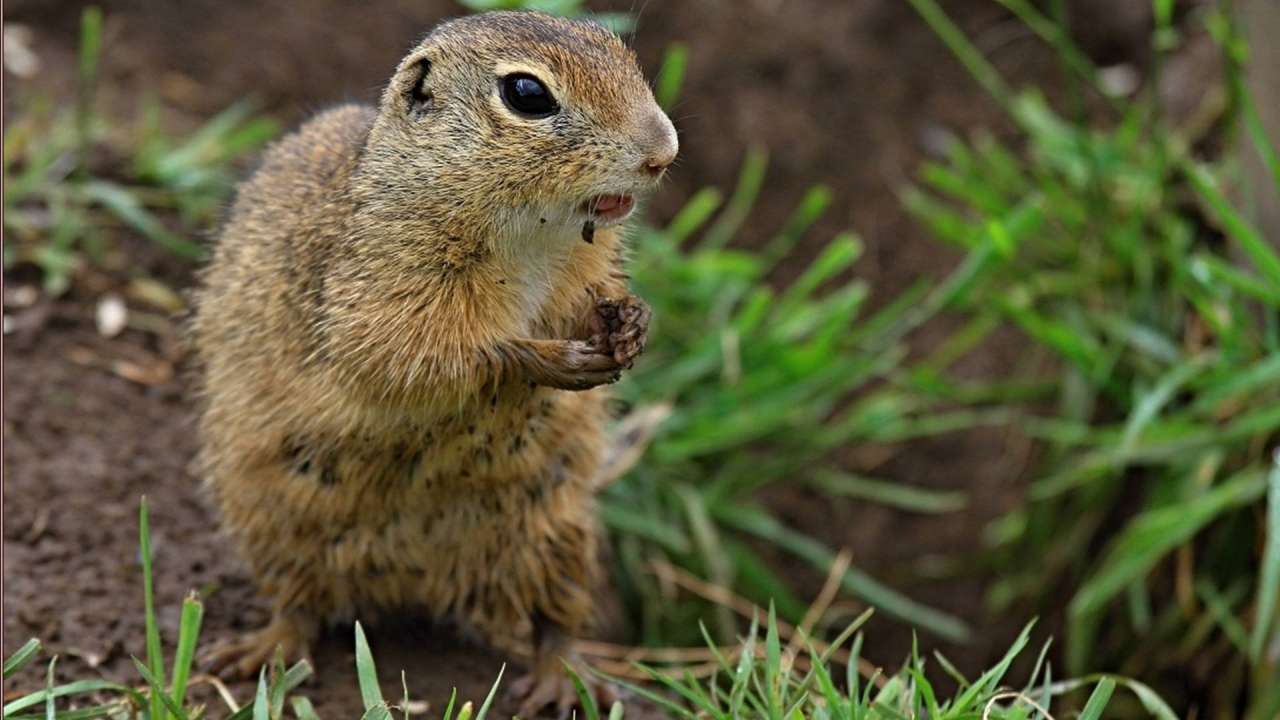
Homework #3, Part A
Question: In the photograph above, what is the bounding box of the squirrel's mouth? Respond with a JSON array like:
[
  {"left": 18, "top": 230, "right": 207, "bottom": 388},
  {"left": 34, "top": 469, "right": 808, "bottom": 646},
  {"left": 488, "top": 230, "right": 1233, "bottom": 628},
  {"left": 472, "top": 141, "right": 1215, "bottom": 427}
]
[{"left": 580, "top": 193, "right": 635, "bottom": 224}]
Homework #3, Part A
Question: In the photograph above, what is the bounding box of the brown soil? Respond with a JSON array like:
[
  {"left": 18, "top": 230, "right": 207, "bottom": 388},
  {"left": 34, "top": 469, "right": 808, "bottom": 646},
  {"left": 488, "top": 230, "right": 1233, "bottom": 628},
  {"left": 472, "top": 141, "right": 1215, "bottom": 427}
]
[{"left": 1, "top": 0, "right": 1172, "bottom": 717}]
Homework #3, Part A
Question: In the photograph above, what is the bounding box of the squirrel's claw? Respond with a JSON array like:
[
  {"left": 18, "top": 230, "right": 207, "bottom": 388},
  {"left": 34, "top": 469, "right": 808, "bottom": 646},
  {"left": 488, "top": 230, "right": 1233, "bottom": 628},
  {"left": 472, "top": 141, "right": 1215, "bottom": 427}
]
[
  {"left": 201, "top": 617, "right": 314, "bottom": 680},
  {"left": 595, "top": 295, "right": 651, "bottom": 368},
  {"left": 562, "top": 341, "right": 624, "bottom": 389},
  {"left": 510, "top": 665, "right": 616, "bottom": 719}
]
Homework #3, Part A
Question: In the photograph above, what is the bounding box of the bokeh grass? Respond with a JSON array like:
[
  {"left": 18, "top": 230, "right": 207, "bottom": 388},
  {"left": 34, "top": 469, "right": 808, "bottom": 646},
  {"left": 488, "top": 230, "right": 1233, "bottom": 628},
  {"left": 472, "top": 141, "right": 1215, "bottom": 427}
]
[
  {"left": 605, "top": 154, "right": 993, "bottom": 646},
  {"left": 603, "top": 612, "right": 1177, "bottom": 720},
  {"left": 904, "top": 0, "right": 1280, "bottom": 715},
  {"left": 2, "top": 7, "right": 276, "bottom": 295}
]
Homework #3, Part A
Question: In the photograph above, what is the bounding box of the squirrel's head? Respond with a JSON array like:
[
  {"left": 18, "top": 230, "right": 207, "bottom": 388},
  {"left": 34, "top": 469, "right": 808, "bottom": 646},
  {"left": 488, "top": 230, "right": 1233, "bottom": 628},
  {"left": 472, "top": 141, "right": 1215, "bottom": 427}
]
[{"left": 363, "top": 11, "right": 677, "bottom": 243}]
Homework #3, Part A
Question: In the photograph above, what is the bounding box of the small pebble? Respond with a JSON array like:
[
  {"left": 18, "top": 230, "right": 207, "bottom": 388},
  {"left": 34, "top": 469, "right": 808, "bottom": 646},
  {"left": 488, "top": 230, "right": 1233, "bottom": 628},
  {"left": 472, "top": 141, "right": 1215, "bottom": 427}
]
[{"left": 96, "top": 294, "right": 129, "bottom": 338}]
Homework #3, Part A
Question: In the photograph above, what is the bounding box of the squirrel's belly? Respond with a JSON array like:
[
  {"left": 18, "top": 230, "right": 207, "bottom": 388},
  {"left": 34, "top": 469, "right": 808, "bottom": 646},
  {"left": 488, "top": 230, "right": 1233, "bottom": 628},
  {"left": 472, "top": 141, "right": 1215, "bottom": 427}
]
[{"left": 227, "top": 383, "right": 609, "bottom": 622}]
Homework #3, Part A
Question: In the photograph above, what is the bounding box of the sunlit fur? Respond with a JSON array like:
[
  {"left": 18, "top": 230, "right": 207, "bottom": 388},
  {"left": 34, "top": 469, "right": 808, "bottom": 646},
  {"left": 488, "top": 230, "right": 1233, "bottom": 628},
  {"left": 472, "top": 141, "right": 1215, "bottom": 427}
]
[{"left": 191, "top": 11, "right": 676, "bottom": 681}]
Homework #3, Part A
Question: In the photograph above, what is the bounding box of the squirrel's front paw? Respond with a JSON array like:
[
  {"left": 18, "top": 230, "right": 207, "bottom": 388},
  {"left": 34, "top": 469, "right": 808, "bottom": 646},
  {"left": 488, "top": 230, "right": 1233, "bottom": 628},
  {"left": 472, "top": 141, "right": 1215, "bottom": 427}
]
[
  {"left": 593, "top": 295, "right": 651, "bottom": 369},
  {"left": 523, "top": 339, "right": 623, "bottom": 391}
]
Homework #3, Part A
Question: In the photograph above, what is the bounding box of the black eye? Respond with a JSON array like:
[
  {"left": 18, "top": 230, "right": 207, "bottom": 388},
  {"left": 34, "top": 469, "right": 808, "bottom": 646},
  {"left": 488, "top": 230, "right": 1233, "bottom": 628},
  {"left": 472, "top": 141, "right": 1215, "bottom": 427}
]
[{"left": 500, "top": 73, "right": 559, "bottom": 118}]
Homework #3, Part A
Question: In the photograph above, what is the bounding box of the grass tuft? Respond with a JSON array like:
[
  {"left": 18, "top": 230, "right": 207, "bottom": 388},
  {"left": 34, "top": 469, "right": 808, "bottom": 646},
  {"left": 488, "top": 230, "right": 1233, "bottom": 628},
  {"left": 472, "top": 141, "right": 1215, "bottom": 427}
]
[
  {"left": 904, "top": 0, "right": 1279, "bottom": 712},
  {"left": 601, "top": 610, "right": 1163, "bottom": 719}
]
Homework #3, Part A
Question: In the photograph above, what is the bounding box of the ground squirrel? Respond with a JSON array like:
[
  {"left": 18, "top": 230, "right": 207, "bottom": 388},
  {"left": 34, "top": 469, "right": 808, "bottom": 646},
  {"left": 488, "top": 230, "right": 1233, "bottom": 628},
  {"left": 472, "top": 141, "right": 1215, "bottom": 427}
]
[{"left": 191, "top": 11, "right": 676, "bottom": 715}]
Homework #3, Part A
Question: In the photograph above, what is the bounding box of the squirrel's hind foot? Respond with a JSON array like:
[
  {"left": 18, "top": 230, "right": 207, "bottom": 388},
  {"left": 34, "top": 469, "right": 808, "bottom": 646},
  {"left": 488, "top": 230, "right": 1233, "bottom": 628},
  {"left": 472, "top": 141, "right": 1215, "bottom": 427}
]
[
  {"left": 509, "top": 657, "right": 617, "bottom": 720},
  {"left": 202, "top": 614, "right": 316, "bottom": 680}
]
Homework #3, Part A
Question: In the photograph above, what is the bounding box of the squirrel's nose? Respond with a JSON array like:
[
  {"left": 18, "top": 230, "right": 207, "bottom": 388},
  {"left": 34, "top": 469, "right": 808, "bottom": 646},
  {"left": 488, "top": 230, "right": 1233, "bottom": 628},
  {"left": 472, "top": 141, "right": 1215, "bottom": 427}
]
[{"left": 641, "top": 112, "right": 678, "bottom": 177}]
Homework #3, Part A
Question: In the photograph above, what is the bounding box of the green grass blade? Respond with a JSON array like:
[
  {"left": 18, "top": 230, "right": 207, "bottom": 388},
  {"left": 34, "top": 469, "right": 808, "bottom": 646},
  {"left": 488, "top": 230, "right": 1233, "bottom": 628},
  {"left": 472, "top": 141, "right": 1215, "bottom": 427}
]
[
  {"left": 1184, "top": 162, "right": 1280, "bottom": 287},
  {"left": 933, "top": 650, "right": 970, "bottom": 692},
  {"left": 268, "top": 654, "right": 288, "bottom": 720},
  {"left": 1069, "top": 467, "right": 1269, "bottom": 621},
  {"left": 762, "top": 184, "right": 833, "bottom": 262},
  {"left": 992, "top": 0, "right": 1115, "bottom": 109},
  {"left": 169, "top": 592, "right": 203, "bottom": 712},
  {"left": 291, "top": 696, "right": 322, "bottom": 720},
  {"left": 599, "top": 503, "right": 691, "bottom": 554},
  {"left": 909, "top": 664, "right": 941, "bottom": 720},
  {"left": 78, "top": 179, "right": 202, "bottom": 257},
  {"left": 1251, "top": 453, "right": 1280, "bottom": 661},
  {"left": 808, "top": 470, "right": 966, "bottom": 514},
  {"left": 44, "top": 657, "right": 57, "bottom": 720},
  {"left": 1191, "top": 254, "right": 1280, "bottom": 306},
  {"left": 775, "top": 233, "right": 861, "bottom": 313},
  {"left": 1188, "top": 353, "right": 1280, "bottom": 416},
  {"left": 472, "top": 663, "right": 504, "bottom": 720},
  {"left": 82, "top": 180, "right": 206, "bottom": 259},
  {"left": 1094, "top": 313, "right": 1181, "bottom": 365},
  {"left": 9, "top": 703, "right": 130, "bottom": 720},
  {"left": 281, "top": 659, "right": 314, "bottom": 693},
  {"left": 76, "top": 7, "right": 102, "bottom": 95},
  {"left": 733, "top": 613, "right": 759, "bottom": 714},
  {"left": 664, "top": 188, "right": 723, "bottom": 244},
  {"left": 1120, "top": 357, "right": 1209, "bottom": 452},
  {"left": 1078, "top": 677, "right": 1116, "bottom": 720},
  {"left": 1048, "top": 676, "right": 1178, "bottom": 720},
  {"left": 655, "top": 42, "right": 688, "bottom": 111},
  {"left": 951, "top": 621, "right": 1032, "bottom": 712},
  {"left": 700, "top": 146, "right": 767, "bottom": 251},
  {"left": 132, "top": 657, "right": 191, "bottom": 720},
  {"left": 139, "top": 497, "right": 168, "bottom": 720},
  {"left": 602, "top": 673, "right": 698, "bottom": 720},
  {"left": 1119, "top": 676, "right": 1182, "bottom": 720},
  {"left": 354, "top": 622, "right": 390, "bottom": 720},
  {"left": 1243, "top": 106, "right": 1280, "bottom": 194},
  {"left": 253, "top": 668, "right": 270, "bottom": 720},
  {"left": 441, "top": 688, "right": 458, "bottom": 720},
  {"left": 632, "top": 664, "right": 717, "bottom": 715},
  {"left": 75, "top": 6, "right": 102, "bottom": 176},
  {"left": 696, "top": 620, "right": 734, "bottom": 675},
  {"left": 564, "top": 662, "right": 600, "bottom": 720},
  {"left": 4, "top": 639, "right": 42, "bottom": 679},
  {"left": 717, "top": 505, "right": 971, "bottom": 641},
  {"left": 903, "top": 0, "right": 1014, "bottom": 111},
  {"left": 227, "top": 663, "right": 308, "bottom": 720},
  {"left": 1196, "top": 580, "right": 1250, "bottom": 655},
  {"left": 726, "top": 541, "right": 809, "bottom": 622},
  {"left": 764, "top": 604, "right": 781, "bottom": 716},
  {"left": 157, "top": 100, "right": 263, "bottom": 175},
  {"left": 676, "top": 484, "right": 735, "bottom": 639},
  {"left": 3, "top": 681, "right": 139, "bottom": 717}
]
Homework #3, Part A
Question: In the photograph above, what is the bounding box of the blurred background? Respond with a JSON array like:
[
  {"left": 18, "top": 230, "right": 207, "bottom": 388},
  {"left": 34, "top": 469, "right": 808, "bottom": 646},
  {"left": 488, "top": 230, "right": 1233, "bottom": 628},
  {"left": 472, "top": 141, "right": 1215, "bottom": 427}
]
[{"left": 3, "top": 1, "right": 1278, "bottom": 718}]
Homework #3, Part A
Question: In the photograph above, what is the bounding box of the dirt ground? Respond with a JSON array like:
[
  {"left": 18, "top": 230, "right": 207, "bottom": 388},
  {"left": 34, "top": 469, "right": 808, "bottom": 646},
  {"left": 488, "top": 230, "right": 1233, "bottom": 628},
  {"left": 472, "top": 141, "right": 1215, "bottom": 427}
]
[{"left": 2, "top": 0, "right": 1180, "bottom": 716}]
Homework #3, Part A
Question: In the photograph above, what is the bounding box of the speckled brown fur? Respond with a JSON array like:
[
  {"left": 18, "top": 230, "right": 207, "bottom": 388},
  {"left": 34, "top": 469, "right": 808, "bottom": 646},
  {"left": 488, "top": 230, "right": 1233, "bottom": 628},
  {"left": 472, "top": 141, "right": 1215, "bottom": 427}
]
[{"left": 190, "top": 11, "right": 676, "bottom": 715}]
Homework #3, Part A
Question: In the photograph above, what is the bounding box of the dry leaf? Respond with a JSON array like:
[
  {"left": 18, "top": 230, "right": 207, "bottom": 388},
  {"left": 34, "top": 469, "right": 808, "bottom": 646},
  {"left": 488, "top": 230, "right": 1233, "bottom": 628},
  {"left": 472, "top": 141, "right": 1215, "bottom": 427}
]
[
  {"left": 111, "top": 359, "right": 173, "bottom": 386},
  {"left": 127, "top": 277, "right": 186, "bottom": 313}
]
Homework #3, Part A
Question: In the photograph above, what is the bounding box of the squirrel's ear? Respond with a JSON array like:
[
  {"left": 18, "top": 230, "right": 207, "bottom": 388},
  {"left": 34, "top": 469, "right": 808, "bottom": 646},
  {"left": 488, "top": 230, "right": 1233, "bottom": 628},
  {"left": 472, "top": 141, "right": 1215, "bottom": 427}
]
[{"left": 399, "top": 55, "right": 433, "bottom": 120}]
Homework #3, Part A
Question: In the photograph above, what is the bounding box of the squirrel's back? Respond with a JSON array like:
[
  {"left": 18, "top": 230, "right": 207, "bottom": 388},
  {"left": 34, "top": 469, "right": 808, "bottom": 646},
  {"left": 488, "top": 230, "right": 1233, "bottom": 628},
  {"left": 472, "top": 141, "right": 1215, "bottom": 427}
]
[{"left": 195, "top": 105, "right": 374, "bottom": 368}]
